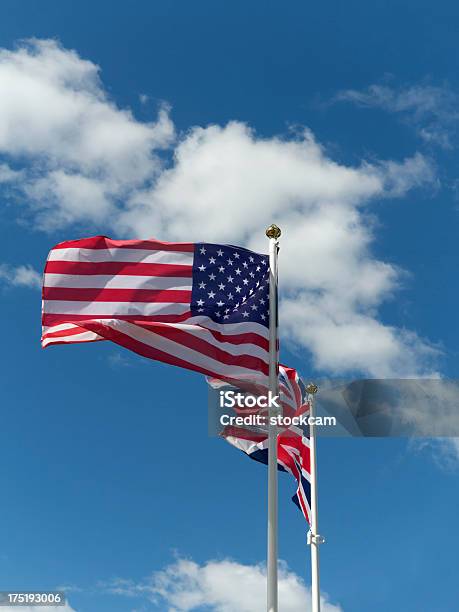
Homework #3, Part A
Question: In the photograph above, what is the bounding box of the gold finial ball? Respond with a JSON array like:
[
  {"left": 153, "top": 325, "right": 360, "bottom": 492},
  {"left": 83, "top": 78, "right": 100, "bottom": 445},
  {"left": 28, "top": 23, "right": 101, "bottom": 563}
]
[
  {"left": 305, "top": 383, "right": 318, "bottom": 395},
  {"left": 266, "top": 224, "right": 281, "bottom": 239}
]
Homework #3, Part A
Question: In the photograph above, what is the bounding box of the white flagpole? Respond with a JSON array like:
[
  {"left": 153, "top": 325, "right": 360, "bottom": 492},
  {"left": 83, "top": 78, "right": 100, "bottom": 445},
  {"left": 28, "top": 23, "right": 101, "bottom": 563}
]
[
  {"left": 306, "top": 383, "right": 324, "bottom": 612},
  {"left": 266, "top": 224, "right": 281, "bottom": 612}
]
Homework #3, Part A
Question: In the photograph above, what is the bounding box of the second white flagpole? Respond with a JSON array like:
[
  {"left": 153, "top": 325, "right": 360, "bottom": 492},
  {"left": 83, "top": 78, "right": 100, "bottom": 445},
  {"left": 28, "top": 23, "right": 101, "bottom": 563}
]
[
  {"left": 306, "top": 383, "right": 323, "bottom": 612},
  {"left": 266, "top": 224, "right": 281, "bottom": 612}
]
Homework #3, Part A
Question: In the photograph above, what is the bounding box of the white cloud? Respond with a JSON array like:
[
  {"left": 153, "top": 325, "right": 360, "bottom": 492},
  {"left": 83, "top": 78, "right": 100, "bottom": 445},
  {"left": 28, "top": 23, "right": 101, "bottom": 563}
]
[
  {"left": 104, "top": 558, "right": 342, "bottom": 612},
  {"left": 0, "top": 39, "right": 440, "bottom": 376},
  {"left": 282, "top": 297, "right": 439, "bottom": 377},
  {"left": 0, "top": 38, "right": 174, "bottom": 229},
  {"left": 335, "top": 82, "right": 459, "bottom": 148},
  {"left": 411, "top": 438, "right": 459, "bottom": 471},
  {"left": 0, "top": 162, "right": 22, "bottom": 183},
  {"left": 437, "top": 439, "right": 459, "bottom": 466},
  {"left": 0, "top": 263, "right": 41, "bottom": 288}
]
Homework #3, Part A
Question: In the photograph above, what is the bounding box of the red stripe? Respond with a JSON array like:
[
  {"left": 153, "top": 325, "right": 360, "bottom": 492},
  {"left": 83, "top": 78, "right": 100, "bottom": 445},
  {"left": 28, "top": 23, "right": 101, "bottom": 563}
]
[
  {"left": 135, "top": 320, "right": 269, "bottom": 352},
  {"left": 223, "top": 426, "right": 267, "bottom": 443},
  {"left": 45, "top": 261, "right": 193, "bottom": 277},
  {"left": 199, "top": 325, "right": 269, "bottom": 352},
  {"left": 203, "top": 329, "right": 268, "bottom": 352},
  {"left": 295, "top": 491, "right": 310, "bottom": 523},
  {"left": 286, "top": 369, "right": 302, "bottom": 407},
  {"left": 43, "top": 287, "right": 192, "bottom": 303},
  {"left": 137, "top": 324, "right": 269, "bottom": 376},
  {"left": 51, "top": 235, "right": 195, "bottom": 252},
  {"left": 42, "top": 312, "right": 192, "bottom": 327},
  {"left": 42, "top": 326, "right": 90, "bottom": 340}
]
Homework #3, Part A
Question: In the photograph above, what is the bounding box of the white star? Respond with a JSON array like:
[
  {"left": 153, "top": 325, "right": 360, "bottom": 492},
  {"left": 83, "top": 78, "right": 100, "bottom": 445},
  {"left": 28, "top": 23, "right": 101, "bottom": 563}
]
[
  {"left": 242, "top": 311, "right": 249, "bottom": 318},
  {"left": 223, "top": 314, "right": 229, "bottom": 319},
  {"left": 218, "top": 266, "right": 225, "bottom": 273},
  {"left": 261, "top": 313, "right": 266, "bottom": 320},
  {"left": 256, "top": 265, "right": 261, "bottom": 271},
  {"left": 200, "top": 247, "right": 206, "bottom": 254},
  {"left": 197, "top": 299, "right": 204, "bottom": 306},
  {"left": 249, "top": 272, "right": 255, "bottom": 278},
  {"left": 260, "top": 298, "right": 266, "bottom": 305},
  {"left": 216, "top": 311, "right": 221, "bottom": 317},
  {"left": 233, "top": 252, "right": 240, "bottom": 259},
  {"left": 218, "top": 283, "right": 225, "bottom": 290},
  {"left": 249, "top": 288, "right": 253, "bottom": 294},
  {"left": 242, "top": 296, "right": 247, "bottom": 302},
  {"left": 217, "top": 249, "right": 223, "bottom": 256},
  {"left": 227, "top": 258, "right": 233, "bottom": 266},
  {"left": 227, "top": 275, "right": 234, "bottom": 283},
  {"left": 235, "top": 268, "right": 242, "bottom": 275},
  {"left": 217, "top": 300, "right": 224, "bottom": 307},
  {"left": 251, "top": 304, "right": 258, "bottom": 310},
  {"left": 235, "top": 286, "right": 242, "bottom": 293},
  {"left": 199, "top": 282, "right": 206, "bottom": 289},
  {"left": 262, "top": 259, "right": 267, "bottom": 265},
  {"left": 209, "top": 273, "right": 216, "bottom": 280},
  {"left": 198, "top": 308, "right": 204, "bottom": 312},
  {"left": 242, "top": 262, "right": 248, "bottom": 269},
  {"left": 209, "top": 257, "right": 216, "bottom": 264},
  {"left": 228, "top": 293, "right": 234, "bottom": 300},
  {"left": 208, "top": 291, "right": 215, "bottom": 299},
  {"left": 249, "top": 256, "right": 254, "bottom": 262},
  {"left": 242, "top": 278, "right": 249, "bottom": 285},
  {"left": 225, "top": 308, "right": 230, "bottom": 313},
  {"left": 198, "top": 265, "right": 206, "bottom": 272}
]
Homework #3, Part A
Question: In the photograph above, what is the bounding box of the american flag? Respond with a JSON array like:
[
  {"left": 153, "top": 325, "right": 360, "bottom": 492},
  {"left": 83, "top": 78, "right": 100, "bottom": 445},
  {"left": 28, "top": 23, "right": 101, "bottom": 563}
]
[
  {"left": 213, "top": 365, "right": 312, "bottom": 524},
  {"left": 42, "top": 235, "right": 270, "bottom": 386}
]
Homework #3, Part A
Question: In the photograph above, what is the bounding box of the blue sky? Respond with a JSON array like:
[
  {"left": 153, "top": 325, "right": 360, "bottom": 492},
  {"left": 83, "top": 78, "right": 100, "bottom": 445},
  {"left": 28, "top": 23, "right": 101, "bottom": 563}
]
[{"left": 1, "top": 1, "right": 459, "bottom": 610}]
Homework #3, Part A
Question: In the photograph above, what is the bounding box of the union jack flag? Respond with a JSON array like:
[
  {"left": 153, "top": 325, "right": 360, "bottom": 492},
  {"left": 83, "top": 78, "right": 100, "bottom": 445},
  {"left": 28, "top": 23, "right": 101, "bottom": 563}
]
[
  {"left": 211, "top": 365, "right": 312, "bottom": 524},
  {"left": 42, "top": 236, "right": 270, "bottom": 386}
]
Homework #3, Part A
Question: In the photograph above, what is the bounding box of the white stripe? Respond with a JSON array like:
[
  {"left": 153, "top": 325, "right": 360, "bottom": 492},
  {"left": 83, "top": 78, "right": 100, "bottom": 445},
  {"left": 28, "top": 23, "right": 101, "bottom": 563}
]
[
  {"left": 42, "top": 330, "right": 102, "bottom": 346},
  {"left": 44, "top": 273, "right": 192, "bottom": 290},
  {"left": 186, "top": 315, "right": 269, "bottom": 339},
  {"left": 43, "top": 301, "right": 189, "bottom": 316},
  {"left": 42, "top": 322, "right": 78, "bottom": 334},
  {"left": 48, "top": 247, "right": 193, "bottom": 266},
  {"left": 102, "top": 320, "right": 268, "bottom": 382}
]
